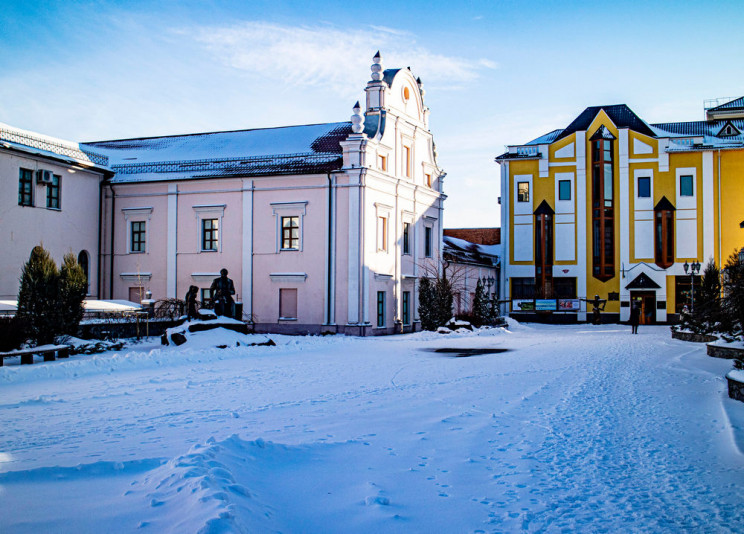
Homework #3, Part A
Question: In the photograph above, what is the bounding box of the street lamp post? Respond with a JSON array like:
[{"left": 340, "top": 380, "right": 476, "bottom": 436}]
[{"left": 683, "top": 260, "right": 701, "bottom": 313}]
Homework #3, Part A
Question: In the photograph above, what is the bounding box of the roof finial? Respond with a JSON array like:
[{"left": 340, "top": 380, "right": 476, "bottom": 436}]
[
  {"left": 371, "top": 51, "right": 383, "bottom": 82},
  {"left": 351, "top": 101, "right": 365, "bottom": 134},
  {"left": 417, "top": 76, "right": 425, "bottom": 99}
]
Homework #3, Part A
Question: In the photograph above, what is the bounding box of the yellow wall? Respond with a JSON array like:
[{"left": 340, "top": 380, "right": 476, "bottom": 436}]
[
  {"left": 508, "top": 159, "right": 539, "bottom": 265},
  {"left": 719, "top": 149, "right": 744, "bottom": 263}
]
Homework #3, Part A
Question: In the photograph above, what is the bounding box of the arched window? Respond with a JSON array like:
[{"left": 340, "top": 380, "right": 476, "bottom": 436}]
[
  {"left": 654, "top": 197, "right": 675, "bottom": 269},
  {"left": 78, "top": 250, "right": 89, "bottom": 293},
  {"left": 534, "top": 200, "right": 554, "bottom": 298},
  {"left": 591, "top": 126, "right": 615, "bottom": 281}
]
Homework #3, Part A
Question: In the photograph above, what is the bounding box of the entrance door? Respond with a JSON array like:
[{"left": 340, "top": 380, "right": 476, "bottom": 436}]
[{"left": 631, "top": 291, "right": 656, "bottom": 324}]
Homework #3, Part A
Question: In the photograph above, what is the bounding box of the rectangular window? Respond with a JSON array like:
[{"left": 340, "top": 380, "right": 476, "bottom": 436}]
[
  {"left": 201, "top": 218, "right": 219, "bottom": 251},
  {"left": 558, "top": 180, "right": 571, "bottom": 201},
  {"left": 404, "top": 145, "right": 411, "bottom": 177},
  {"left": 46, "top": 174, "right": 61, "bottom": 209},
  {"left": 201, "top": 288, "right": 214, "bottom": 307},
  {"left": 424, "top": 226, "right": 432, "bottom": 258},
  {"left": 403, "top": 222, "right": 411, "bottom": 254},
  {"left": 637, "top": 176, "right": 651, "bottom": 198},
  {"left": 378, "top": 154, "right": 387, "bottom": 171},
  {"left": 402, "top": 291, "right": 411, "bottom": 325},
  {"left": 377, "top": 291, "right": 385, "bottom": 327},
  {"left": 377, "top": 216, "right": 388, "bottom": 252},
  {"left": 553, "top": 277, "right": 577, "bottom": 299},
  {"left": 130, "top": 221, "right": 146, "bottom": 253},
  {"left": 425, "top": 173, "right": 432, "bottom": 187},
  {"left": 18, "top": 168, "right": 33, "bottom": 206},
  {"left": 517, "top": 181, "right": 529, "bottom": 202},
  {"left": 511, "top": 277, "right": 536, "bottom": 299},
  {"left": 281, "top": 216, "right": 300, "bottom": 250},
  {"left": 279, "top": 288, "right": 298, "bottom": 319},
  {"left": 679, "top": 175, "right": 693, "bottom": 196}
]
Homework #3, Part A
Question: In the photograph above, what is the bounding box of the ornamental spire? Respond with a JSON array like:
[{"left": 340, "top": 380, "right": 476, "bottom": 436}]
[
  {"left": 371, "top": 51, "right": 383, "bottom": 82},
  {"left": 351, "top": 101, "right": 364, "bottom": 134}
]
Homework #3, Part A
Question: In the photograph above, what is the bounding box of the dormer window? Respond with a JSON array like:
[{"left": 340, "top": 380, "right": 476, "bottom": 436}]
[{"left": 719, "top": 121, "right": 740, "bottom": 137}]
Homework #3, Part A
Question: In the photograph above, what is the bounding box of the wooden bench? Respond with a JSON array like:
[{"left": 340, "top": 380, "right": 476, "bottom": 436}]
[{"left": 0, "top": 344, "right": 70, "bottom": 366}]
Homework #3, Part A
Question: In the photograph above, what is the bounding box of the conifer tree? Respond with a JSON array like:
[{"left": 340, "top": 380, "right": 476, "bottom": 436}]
[
  {"left": 723, "top": 249, "right": 744, "bottom": 338},
  {"left": 471, "top": 279, "right": 490, "bottom": 327},
  {"left": 434, "top": 275, "right": 454, "bottom": 327},
  {"left": 692, "top": 259, "right": 724, "bottom": 334},
  {"left": 418, "top": 277, "right": 437, "bottom": 330},
  {"left": 59, "top": 253, "right": 87, "bottom": 336},
  {"left": 16, "top": 245, "right": 60, "bottom": 345}
]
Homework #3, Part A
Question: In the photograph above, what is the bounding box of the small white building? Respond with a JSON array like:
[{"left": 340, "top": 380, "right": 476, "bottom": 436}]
[{"left": 0, "top": 123, "right": 110, "bottom": 300}]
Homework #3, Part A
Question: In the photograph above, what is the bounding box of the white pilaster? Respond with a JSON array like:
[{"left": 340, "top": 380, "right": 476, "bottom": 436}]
[
  {"left": 619, "top": 129, "right": 630, "bottom": 271},
  {"left": 167, "top": 183, "right": 178, "bottom": 298},
  {"left": 702, "top": 151, "right": 715, "bottom": 262},
  {"left": 347, "top": 179, "right": 361, "bottom": 324},
  {"left": 241, "top": 179, "right": 254, "bottom": 316},
  {"left": 575, "top": 131, "right": 587, "bottom": 320}
]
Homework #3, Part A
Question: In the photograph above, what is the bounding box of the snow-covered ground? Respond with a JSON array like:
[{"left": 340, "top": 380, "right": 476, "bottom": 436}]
[{"left": 1, "top": 322, "right": 742, "bottom": 533}]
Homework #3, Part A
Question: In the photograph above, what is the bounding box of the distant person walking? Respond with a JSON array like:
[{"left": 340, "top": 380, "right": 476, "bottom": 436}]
[
  {"left": 630, "top": 300, "right": 640, "bottom": 334},
  {"left": 210, "top": 268, "right": 235, "bottom": 318}
]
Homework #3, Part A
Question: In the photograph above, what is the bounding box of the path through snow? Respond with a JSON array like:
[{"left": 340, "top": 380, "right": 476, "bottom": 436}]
[{"left": 0, "top": 324, "right": 742, "bottom": 532}]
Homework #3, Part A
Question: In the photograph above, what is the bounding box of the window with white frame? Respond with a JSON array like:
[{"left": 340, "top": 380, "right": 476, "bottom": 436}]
[
  {"left": 403, "top": 221, "right": 411, "bottom": 255},
  {"left": 272, "top": 201, "right": 307, "bottom": 252},
  {"left": 130, "top": 221, "right": 146, "bottom": 253},
  {"left": 122, "top": 207, "right": 153, "bottom": 254},
  {"left": 201, "top": 218, "right": 219, "bottom": 251},
  {"left": 281, "top": 216, "right": 300, "bottom": 250},
  {"left": 378, "top": 154, "right": 388, "bottom": 172},
  {"left": 193, "top": 205, "right": 225, "bottom": 253},
  {"left": 377, "top": 216, "right": 388, "bottom": 252},
  {"left": 424, "top": 225, "right": 433, "bottom": 258}
]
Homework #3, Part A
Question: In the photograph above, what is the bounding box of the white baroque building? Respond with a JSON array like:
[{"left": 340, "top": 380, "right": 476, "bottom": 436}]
[{"left": 1, "top": 53, "right": 447, "bottom": 335}]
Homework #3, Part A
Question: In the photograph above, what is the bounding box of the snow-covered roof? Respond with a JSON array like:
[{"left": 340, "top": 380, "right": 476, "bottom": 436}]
[
  {"left": 443, "top": 235, "right": 499, "bottom": 268},
  {"left": 0, "top": 122, "right": 109, "bottom": 168},
  {"left": 84, "top": 117, "right": 383, "bottom": 184}
]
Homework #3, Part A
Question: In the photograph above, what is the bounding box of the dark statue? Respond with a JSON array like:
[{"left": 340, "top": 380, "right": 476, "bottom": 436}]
[{"left": 210, "top": 268, "right": 236, "bottom": 318}]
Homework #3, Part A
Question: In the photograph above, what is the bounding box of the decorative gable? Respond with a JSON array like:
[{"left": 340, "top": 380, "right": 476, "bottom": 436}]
[{"left": 717, "top": 121, "right": 741, "bottom": 137}]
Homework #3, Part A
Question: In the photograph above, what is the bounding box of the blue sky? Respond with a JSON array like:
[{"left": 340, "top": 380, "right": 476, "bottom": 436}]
[{"left": 2, "top": 0, "right": 743, "bottom": 227}]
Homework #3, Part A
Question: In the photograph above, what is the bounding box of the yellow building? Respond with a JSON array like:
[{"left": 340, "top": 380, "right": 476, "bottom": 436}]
[{"left": 496, "top": 96, "right": 744, "bottom": 323}]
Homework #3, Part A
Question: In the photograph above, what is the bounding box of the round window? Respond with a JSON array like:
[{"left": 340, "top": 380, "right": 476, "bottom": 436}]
[{"left": 402, "top": 86, "right": 410, "bottom": 102}]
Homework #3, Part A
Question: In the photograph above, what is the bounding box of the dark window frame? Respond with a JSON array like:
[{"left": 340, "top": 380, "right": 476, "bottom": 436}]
[
  {"left": 654, "top": 209, "right": 674, "bottom": 269},
  {"left": 424, "top": 226, "right": 432, "bottom": 258},
  {"left": 511, "top": 277, "right": 536, "bottom": 300},
  {"left": 558, "top": 180, "right": 571, "bottom": 201},
  {"left": 201, "top": 288, "right": 214, "bottom": 307},
  {"left": 281, "top": 216, "right": 300, "bottom": 250},
  {"left": 46, "top": 174, "right": 61, "bottom": 209},
  {"left": 403, "top": 222, "right": 411, "bottom": 255},
  {"left": 679, "top": 175, "right": 694, "bottom": 197},
  {"left": 130, "top": 221, "right": 146, "bottom": 253},
  {"left": 591, "top": 138, "right": 615, "bottom": 281},
  {"left": 377, "top": 291, "right": 385, "bottom": 327},
  {"left": 517, "top": 181, "right": 529, "bottom": 202},
  {"left": 535, "top": 211, "right": 554, "bottom": 298},
  {"left": 201, "top": 218, "right": 219, "bottom": 251},
  {"left": 18, "top": 168, "right": 34, "bottom": 206},
  {"left": 637, "top": 176, "right": 651, "bottom": 198},
  {"left": 402, "top": 291, "right": 411, "bottom": 325}
]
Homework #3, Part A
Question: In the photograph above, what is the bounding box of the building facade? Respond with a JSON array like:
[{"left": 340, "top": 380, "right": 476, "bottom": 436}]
[
  {"left": 0, "top": 54, "right": 446, "bottom": 335},
  {"left": 497, "top": 97, "right": 744, "bottom": 323},
  {"left": 0, "top": 123, "right": 110, "bottom": 300},
  {"left": 442, "top": 230, "right": 500, "bottom": 316}
]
